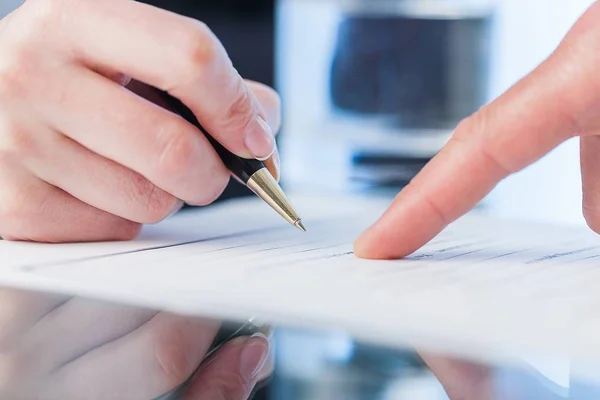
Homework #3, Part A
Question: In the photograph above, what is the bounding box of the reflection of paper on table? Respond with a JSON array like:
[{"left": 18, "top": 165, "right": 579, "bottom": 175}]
[{"left": 0, "top": 193, "right": 599, "bottom": 379}]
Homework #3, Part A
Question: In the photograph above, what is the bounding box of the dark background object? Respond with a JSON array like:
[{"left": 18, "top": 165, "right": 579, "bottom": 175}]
[
  {"left": 349, "top": 152, "right": 431, "bottom": 190},
  {"left": 330, "top": 12, "right": 493, "bottom": 130},
  {"left": 329, "top": 6, "right": 494, "bottom": 193},
  {"left": 141, "top": 0, "right": 276, "bottom": 202}
]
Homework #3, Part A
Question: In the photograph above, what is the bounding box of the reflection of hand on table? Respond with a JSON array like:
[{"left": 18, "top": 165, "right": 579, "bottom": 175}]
[
  {"left": 419, "top": 352, "right": 493, "bottom": 400},
  {"left": 0, "top": 0, "right": 281, "bottom": 243},
  {"left": 0, "top": 288, "right": 272, "bottom": 400}
]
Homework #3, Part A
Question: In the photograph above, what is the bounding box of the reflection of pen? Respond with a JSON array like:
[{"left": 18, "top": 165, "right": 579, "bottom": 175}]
[
  {"left": 154, "top": 89, "right": 306, "bottom": 232},
  {"left": 155, "top": 319, "right": 271, "bottom": 400},
  {"left": 204, "top": 318, "right": 271, "bottom": 358}
]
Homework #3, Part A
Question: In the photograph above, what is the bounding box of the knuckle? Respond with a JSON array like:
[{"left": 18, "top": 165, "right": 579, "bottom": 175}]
[
  {"left": 420, "top": 188, "right": 451, "bottom": 226},
  {"left": 152, "top": 320, "right": 203, "bottom": 389},
  {"left": 156, "top": 123, "right": 198, "bottom": 179},
  {"left": 248, "top": 81, "right": 281, "bottom": 112},
  {"left": 221, "top": 82, "right": 255, "bottom": 132},
  {"left": 453, "top": 111, "right": 512, "bottom": 175},
  {"left": 154, "top": 345, "right": 194, "bottom": 388},
  {"left": 174, "top": 20, "right": 221, "bottom": 85},
  {"left": 144, "top": 188, "right": 178, "bottom": 224},
  {"left": 191, "top": 173, "right": 228, "bottom": 207},
  {"left": 199, "top": 374, "right": 248, "bottom": 400},
  {"left": 130, "top": 174, "right": 178, "bottom": 224},
  {"left": 0, "top": 121, "right": 38, "bottom": 160},
  {"left": 453, "top": 113, "right": 484, "bottom": 142},
  {"left": 0, "top": 51, "right": 31, "bottom": 103}
]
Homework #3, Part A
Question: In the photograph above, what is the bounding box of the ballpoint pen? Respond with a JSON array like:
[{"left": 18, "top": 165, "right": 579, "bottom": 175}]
[{"left": 154, "top": 89, "right": 306, "bottom": 232}]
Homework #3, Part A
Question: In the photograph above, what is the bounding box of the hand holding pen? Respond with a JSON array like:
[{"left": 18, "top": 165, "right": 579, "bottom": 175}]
[
  {"left": 0, "top": 0, "right": 288, "bottom": 243},
  {"left": 0, "top": 288, "right": 273, "bottom": 400}
]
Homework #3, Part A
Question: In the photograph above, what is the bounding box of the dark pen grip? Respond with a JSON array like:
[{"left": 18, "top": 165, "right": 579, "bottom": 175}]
[{"left": 155, "top": 90, "right": 264, "bottom": 184}]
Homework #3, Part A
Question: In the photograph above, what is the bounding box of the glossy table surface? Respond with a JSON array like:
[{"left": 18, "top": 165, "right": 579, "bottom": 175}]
[{"left": 0, "top": 282, "right": 599, "bottom": 400}]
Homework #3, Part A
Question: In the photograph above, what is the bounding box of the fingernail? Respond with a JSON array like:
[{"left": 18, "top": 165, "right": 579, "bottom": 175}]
[
  {"left": 272, "top": 148, "right": 281, "bottom": 175},
  {"left": 258, "top": 324, "right": 275, "bottom": 341},
  {"left": 239, "top": 333, "right": 270, "bottom": 381},
  {"left": 244, "top": 116, "right": 275, "bottom": 161}
]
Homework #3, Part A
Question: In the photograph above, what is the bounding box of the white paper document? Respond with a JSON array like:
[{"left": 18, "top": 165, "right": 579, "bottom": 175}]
[{"left": 1, "top": 193, "right": 600, "bottom": 371}]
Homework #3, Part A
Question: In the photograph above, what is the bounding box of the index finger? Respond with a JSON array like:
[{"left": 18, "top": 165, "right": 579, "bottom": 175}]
[
  {"left": 23, "top": 0, "right": 274, "bottom": 160},
  {"left": 354, "top": 4, "right": 600, "bottom": 259}
]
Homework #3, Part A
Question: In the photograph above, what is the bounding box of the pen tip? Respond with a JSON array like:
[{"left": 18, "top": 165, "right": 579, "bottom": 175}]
[{"left": 294, "top": 220, "right": 307, "bottom": 232}]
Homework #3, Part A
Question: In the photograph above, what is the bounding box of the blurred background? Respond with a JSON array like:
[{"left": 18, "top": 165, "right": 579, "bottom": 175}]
[
  {"left": 276, "top": 0, "right": 593, "bottom": 229},
  {"left": 1, "top": 0, "right": 598, "bottom": 398},
  {"left": 273, "top": 2, "right": 595, "bottom": 398}
]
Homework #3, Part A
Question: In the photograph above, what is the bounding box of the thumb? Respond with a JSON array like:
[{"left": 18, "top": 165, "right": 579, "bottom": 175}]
[{"left": 183, "top": 334, "right": 271, "bottom": 400}]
